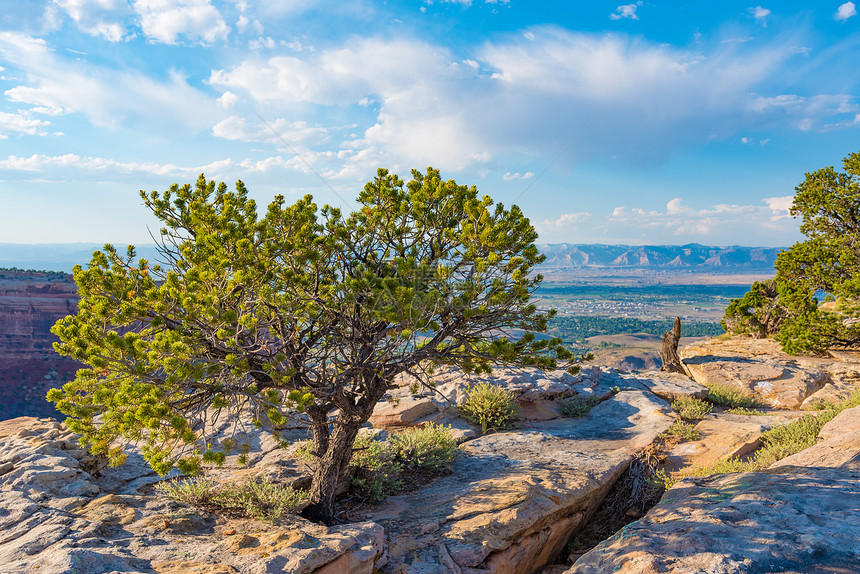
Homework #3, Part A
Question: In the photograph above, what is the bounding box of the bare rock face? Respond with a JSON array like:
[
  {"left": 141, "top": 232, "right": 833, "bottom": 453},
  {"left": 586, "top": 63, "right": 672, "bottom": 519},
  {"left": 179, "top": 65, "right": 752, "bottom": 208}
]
[
  {"left": 681, "top": 338, "right": 831, "bottom": 409},
  {"left": 0, "top": 417, "right": 384, "bottom": 574},
  {"left": 561, "top": 339, "right": 860, "bottom": 574},
  {"left": 626, "top": 370, "right": 708, "bottom": 402},
  {"left": 565, "top": 464, "right": 860, "bottom": 573},
  {"left": 371, "top": 365, "right": 604, "bottom": 437},
  {"left": 0, "top": 270, "right": 81, "bottom": 420},
  {"left": 368, "top": 390, "right": 672, "bottom": 574}
]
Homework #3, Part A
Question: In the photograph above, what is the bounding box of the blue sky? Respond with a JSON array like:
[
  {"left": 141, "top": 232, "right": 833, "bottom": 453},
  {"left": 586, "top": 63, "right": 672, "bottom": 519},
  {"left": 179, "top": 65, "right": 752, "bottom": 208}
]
[{"left": 0, "top": 1, "right": 858, "bottom": 247}]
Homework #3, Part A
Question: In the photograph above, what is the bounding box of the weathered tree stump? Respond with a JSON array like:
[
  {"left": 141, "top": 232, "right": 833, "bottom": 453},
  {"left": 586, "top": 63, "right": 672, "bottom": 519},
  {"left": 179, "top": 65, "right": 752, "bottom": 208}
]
[{"left": 659, "top": 317, "right": 685, "bottom": 374}]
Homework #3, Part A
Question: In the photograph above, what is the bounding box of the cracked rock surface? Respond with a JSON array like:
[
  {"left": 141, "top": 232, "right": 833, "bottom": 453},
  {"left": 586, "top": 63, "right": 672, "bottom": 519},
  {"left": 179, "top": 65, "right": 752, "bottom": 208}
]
[{"left": 0, "top": 417, "right": 382, "bottom": 574}]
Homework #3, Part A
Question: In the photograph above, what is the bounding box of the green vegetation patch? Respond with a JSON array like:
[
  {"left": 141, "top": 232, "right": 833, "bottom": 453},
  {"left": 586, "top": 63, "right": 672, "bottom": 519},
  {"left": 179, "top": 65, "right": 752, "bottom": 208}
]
[
  {"left": 349, "top": 423, "right": 458, "bottom": 501},
  {"left": 659, "top": 419, "right": 701, "bottom": 441},
  {"left": 458, "top": 382, "right": 521, "bottom": 433},
  {"left": 705, "top": 384, "right": 764, "bottom": 410},
  {"left": 155, "top": 476, "right": 307, "bottom": 523},
  {"left": 548, "top": 315, "right": 724, "bottom": 344},
  {"left": 725, "top": 406, "right": 769, "bottom": 416},
  {"left": 671, "top": 397, "right": 713, "bottom": 420},
  {"left": 723, "top": 149, "right": 860, "bottom": 355},
  {"left": 560, "top": 395, "right": 601, "bottom": 417},
  {"left": 657, "top": 389, "right": 860, "bottom": 489}
]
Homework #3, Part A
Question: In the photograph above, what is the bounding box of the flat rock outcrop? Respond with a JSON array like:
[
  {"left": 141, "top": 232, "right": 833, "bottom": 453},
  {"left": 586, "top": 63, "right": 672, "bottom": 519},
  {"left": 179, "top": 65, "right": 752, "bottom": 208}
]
[
  {"left": 0, "top": 417, "right": 383, "bottom": 574},
  {"left": 0, "top": 366, "right": 677, "bottom": 574},
  {"left": 565, "top": 464, "right": 860, "bottom": 573},
  {"left": 624, "top": 370, "right": 708, "bottom": 402},
  {"left": 680, "top": 337, "right": 845, "bottom": 409},
  {"left": 370, "top": 390, "right": 672, "bottom": 574},
  {"left": 562, "top": 341, "right": 860, "bottom": 574},
  {"left": 8, "top": 342, "right": 855, "bottom": 574}
]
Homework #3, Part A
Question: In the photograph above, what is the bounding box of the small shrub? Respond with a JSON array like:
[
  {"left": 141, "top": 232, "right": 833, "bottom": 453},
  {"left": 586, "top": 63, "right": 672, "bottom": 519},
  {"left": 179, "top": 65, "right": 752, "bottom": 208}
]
[
  {"left": 648, "top": 468, "right": 676, "bottom": 490},
  {"left": 155, "top": 476, "right": 219, "bottom": 507},
  {"left": 156, "top": 477, "right": 306, "bottom": 522},
  {"left": 754, "top": 413, "right": 828, "bottom": 464},
  {"left": 458, "top": 383, "right": 520, "bottom": 433},
  {"left": 213, "top": 479, "right": 307, "bottom": 522},
  {"left": 659, "top": 419, "right": 700, "bottom": 441},
  {"left": 350, "top": 423, "right": 458, "bottom": 501},
  {"left": 389, "top": 422, "right": 458, "bottom": 473},
  {"left": 726, "top": 406, "right": 768, "bottom": 416},
  {"left": 349, "top": 433, "right": 402, "bottom": 501},
  {"left": 676, "top": 457, "right": 756, "bottom": 482},
  {"left": 804, "top": 398, "right": 831, "bottom": 411},
  {"left": 671, "top": 397, "right": 713, "bottom": 420},
  {"left": 706, "top": 384, "right": 764, "bottom": 409},
  {"left": 560, "top": 395, "right": 601, "bottom": 417}
]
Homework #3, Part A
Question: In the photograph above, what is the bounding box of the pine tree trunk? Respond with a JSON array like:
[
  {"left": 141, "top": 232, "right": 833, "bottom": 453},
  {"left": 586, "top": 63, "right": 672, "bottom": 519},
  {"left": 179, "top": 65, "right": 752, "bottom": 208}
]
[
  {"left": 302, "top": 373, "right": 391, "bottom": 524},
  {"left": 303, "top": 419, "right": 362, "bottom": 524}
]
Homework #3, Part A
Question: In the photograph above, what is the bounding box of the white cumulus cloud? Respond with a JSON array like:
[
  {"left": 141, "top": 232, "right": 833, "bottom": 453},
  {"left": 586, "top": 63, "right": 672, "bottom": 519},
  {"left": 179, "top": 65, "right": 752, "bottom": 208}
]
[
  {"left": 607, "top": 196, "right": 796, "bottom": 239},
  {"left": 502, "top": 171, "right": 534, "bottom": 181},
  {"left": 0, "top": 31, "right": 221, "bottom": 132},
  {"left": 131, "top": 0, "right": 229, "bottom": 44},
  {"left": 610, "top": 2, "right": 643, "bottom": 21},
  {"left": 212, "top": 115, "right": 329, "bottom": 145},
  {"left": 836, "top": 2, "right": 857, "bottom": 21},
  {"left": 750, "top": 6, "right": 771, "bottom": 26},
  {"left": 544, "top": 212, "right": 591, "bottom": 227},
  {"left": 53, "top": 0, "right": 130, "bottom": 41},
  {"left": 763, "top": 195, "right": 793, "bottom": 219},
  {"left": 0, "top": 111, "right": 52, "bottom": 139},
  {"left": 204, "top": 29, "right": 860, "bottom": 173}
]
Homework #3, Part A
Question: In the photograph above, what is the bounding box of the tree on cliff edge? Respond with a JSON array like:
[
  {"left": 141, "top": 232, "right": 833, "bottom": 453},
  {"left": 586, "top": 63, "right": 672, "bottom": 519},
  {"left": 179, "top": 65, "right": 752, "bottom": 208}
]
[
  {"left": 723, "top": 149, "right": 860, "bottom": 354},
  {"left": 48, "top": 168, "right": 579, "bottom": 523}
]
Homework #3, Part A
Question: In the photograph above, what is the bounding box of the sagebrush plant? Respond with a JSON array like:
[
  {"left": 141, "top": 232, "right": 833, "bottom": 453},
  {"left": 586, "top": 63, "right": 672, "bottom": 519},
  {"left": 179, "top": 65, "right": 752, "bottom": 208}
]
[
  {"left": 560, "top": 395, "right": 600, "bottom": 417},
  {"left": 659, "top": 419, "right": 700, "bottom": 441},
  {"left": 155, "top": 476, "right": 218, "bottom": 507},
  {"left": 214, "top": 479, "right": 307, "bottom": 522},
  {"left": 349, "top": 423, "right": 458, "bottom": 501},
  {"left": 671, "top": 397, "right": 713, "bottom": 420},
  {"left": 155, "top": 477, "right": 307, "bottom": 522},
  {"left": 706, "top": 384, "right": 764, "bottom": 409},
  {"left": 726, "top": 406, "right": 768, "bottom": 416},
  {"left": 458, "top": 382, "right": 521, "bottom": 433}
]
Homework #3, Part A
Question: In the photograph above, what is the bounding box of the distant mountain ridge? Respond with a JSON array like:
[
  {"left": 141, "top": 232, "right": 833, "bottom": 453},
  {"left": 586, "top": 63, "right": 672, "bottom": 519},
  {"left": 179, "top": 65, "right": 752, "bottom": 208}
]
[
  {"left": 536, "top": 243, "right": 784, "bottom": 272},
  {"left": 0, "top": 243, "right": 783, "bottom": 274}
]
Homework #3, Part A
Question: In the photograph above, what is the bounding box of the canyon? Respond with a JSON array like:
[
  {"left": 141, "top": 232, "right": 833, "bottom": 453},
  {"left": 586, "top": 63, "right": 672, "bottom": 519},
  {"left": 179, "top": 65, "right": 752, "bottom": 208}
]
[{"left": 0, "top": 269, "right": 80, "bottom": 420}]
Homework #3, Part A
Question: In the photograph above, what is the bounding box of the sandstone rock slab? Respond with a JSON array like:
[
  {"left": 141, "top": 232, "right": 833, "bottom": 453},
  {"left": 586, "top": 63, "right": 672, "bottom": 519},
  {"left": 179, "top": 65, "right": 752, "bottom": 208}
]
[
  {"left": 682, "top": 354, "right": 828, "bottom": 409},
  {"left": 369, "top": 390, "right": 672, "bottom": 574},
  {"left": 0, "top": 417, "right": 385, "bottom": 574},
  {"left": 819, "top": 405, "right": 860, "bottom": 439},
  {"left": 629, "top": 371, "right": 708, "bottom": 401},
  {"left": 566, "top": 466, "right": 860, "bottom": 574}
]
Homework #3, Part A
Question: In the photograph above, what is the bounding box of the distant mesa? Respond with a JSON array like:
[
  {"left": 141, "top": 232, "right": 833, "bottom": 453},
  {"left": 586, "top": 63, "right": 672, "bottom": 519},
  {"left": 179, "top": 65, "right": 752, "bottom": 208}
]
[{"left": 537, "top": 243, "right": 783, "bottom": 273}]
